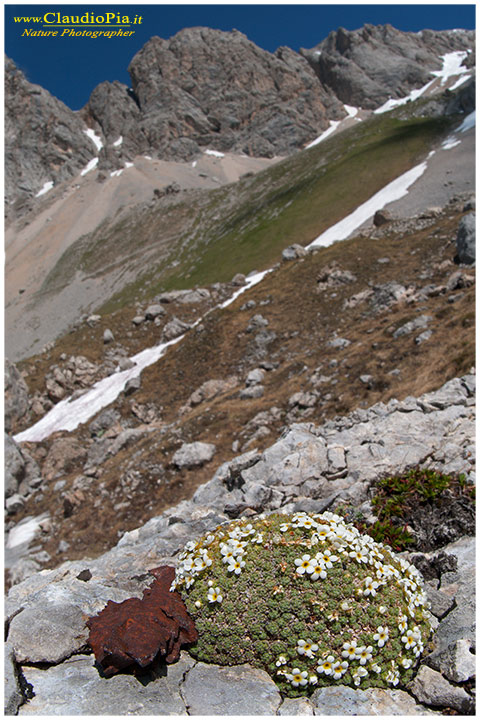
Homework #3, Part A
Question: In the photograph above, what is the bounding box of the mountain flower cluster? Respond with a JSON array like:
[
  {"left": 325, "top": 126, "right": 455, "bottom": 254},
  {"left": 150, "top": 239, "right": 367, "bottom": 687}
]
[{"left": 171, "top": 511, "right": 433, "bottom": 696}]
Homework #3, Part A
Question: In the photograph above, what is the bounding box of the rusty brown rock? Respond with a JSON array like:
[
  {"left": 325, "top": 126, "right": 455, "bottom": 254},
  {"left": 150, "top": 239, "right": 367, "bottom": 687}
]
[{"left": 86, "top": 566, "right": 197, "bottom": 677}]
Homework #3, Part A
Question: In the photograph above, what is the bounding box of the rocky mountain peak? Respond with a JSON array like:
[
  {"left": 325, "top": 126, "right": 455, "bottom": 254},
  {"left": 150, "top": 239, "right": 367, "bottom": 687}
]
[
  {"left": 4, "top": 56, "right": 94, "bottom": 215},
  {"left": 122, "top": 25, "right": 340, "bottom": 159},
  {"left": 302, "top": 24, "right": 475, "bottom": 109}
]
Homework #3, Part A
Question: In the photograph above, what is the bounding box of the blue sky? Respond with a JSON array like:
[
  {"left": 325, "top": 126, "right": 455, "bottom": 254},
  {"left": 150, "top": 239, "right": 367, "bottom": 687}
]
[{"left": 5, "top": 3, "right": 476, "bottom": 110}]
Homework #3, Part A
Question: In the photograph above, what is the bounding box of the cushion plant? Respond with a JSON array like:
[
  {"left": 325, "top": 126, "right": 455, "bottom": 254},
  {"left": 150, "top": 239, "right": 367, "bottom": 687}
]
[{"left": 171, "top": 510, "right": 432, "bottom": 697}]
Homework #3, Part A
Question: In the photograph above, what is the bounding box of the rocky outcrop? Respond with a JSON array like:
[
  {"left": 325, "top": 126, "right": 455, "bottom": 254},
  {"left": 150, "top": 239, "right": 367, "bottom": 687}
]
[
  {"left": 5, "top": 374, "right": 475, "bottom": 715},
  {"left": 5, "top": 360, "right": 29, "bottom": 433},
  {"left": 302, "top": 24, "right": 474, "bottom": 109},
  {"left": 456, "top": 212, "right": 476, "bottom": 264},
  {"left": 126, "top": 28, "right": 342, "bottom": 157},
  {"left": 4, "top": 58, "right": 94, "bottom": 214}
]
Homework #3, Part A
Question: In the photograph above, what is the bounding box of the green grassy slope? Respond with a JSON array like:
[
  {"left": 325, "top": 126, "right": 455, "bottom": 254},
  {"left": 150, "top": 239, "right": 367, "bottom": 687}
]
[{"left": 42, "top": 102, "right": 457, "bottom": 315}]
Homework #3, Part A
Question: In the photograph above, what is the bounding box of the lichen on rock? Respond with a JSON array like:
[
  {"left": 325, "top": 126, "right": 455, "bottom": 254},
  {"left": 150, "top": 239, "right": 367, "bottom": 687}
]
[{"left": 172, "top": 511, "right": 433, "bottom": 697}]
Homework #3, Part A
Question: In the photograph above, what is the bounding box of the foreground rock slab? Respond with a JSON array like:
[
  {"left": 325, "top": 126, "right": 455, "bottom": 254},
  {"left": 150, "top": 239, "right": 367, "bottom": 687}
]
[
  {"left": 180, "top": 662, "right": 282, "bottom": 715},
  {"left": 20, "top": 653, "right": 195, "bottom": 716},
  {"left": 312, "top": 686, "right": 435, "bottom": 715}
]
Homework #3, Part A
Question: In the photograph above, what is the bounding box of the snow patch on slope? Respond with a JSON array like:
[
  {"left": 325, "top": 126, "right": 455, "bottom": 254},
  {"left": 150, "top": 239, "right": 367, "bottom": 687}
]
[
  {"left": 83, "top": 128, "right": 103, "bottom": 152},
  {"left": 35, "top": 181, "right": 54, "bottom": 197},
  {"left": 375, "top": 51, "right": 471, "bottom": 115},
  {"left": 307, "top": 161, "right": 428, "bottom": 248},
  {"left": 80, "top": 158, "right": 99, "bottom": 176},
  {"left": 204, "top": 149, "right": 225, "bottom": 158},
  {"left": 305, "top": 121, "right": 341, "bottom": 148}
]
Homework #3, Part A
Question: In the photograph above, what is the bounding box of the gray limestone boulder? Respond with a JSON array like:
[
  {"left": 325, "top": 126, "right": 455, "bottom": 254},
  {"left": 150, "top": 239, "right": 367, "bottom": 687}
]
[
  {"left": 172, "top": 441, "right": 216, "bottom": 469},
  {"left": 393, "top": 314, "right": 432, "bottom": 338},
  {"left": 180, "top": 662, "right": 282, "bottom": 715},
  {"left": 20, "top": 653, "right": 194, "bottom": 716},
  {"left": 163, "top": 317, "right": 192, "bottom": 341},
  {"left": 456, "top": 212, "right": 475, "bottom": 264},
  {"left": 282, "top": 244, "right": 307, "bottom": 261},
  {"left": 409, "top": 665, "right": 474, "bottom": 714},
  {"left": 5, "top": 359, "right": 29, "bottom": 433},
  {"left": 4, "top": 642, "right": 24, "bottom": 715},
  {"left": 144, "top": 303, "right": 166, "bottom": 320},
  {"left": 5, "top": 433, "right": 26, "bottom": 498},
  {"left": 312, "top": 686, "right": 434, "bottom": 715}
]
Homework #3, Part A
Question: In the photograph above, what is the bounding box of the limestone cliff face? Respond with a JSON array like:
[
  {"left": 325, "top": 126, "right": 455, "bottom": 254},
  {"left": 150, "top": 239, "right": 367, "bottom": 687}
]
[
  {"left": 4, "top": 57, "right": 94, "bottom": 215},
  {"left": 302, "top": 24, "right": 475, "bottom": 108},
  {"left": 91, "top": 27, "right": 343, "bottom": 161}
]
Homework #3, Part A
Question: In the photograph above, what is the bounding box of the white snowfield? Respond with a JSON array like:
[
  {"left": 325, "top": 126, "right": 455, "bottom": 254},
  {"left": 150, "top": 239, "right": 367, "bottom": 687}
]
[
  {"left": 375, "top": 51, "right": 471, "bottom": 115},
  {"left": 113, "top": 136, "right": 123, "bottom": 147},
  {"left": 204, "top": 149, "right": 225, "bottom": 158},
  {"left": 440, "top": 110, "right": 475, "bottom": 152},
  {"left": 35, "top": 181, "right": 54, "bottom": 197},
  {"left": 307, "top": 161, "right": 427, "bottom": 249},
  {"left": 83, "top": 128, "right": 103, "bottom": 152},
  {"left": 80, "top": 157, "right": 99, "bottom": 176},
  {"left": 305, "top": 120, "right": 342, "bottom": 148},
  {"left": 6, "top": 513, "right": 49, "bottom": 549}
]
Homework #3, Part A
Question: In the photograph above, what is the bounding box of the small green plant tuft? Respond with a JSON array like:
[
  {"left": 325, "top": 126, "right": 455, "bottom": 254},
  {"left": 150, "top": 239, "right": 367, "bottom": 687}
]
[{"left": 172, "top": 511, "right": 433, "bottom": 696}]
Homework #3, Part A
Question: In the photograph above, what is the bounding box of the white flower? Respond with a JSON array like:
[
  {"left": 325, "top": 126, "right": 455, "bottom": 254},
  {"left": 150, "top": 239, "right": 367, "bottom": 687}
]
[
  {"left": 386, "top": 662, "right": 400, "bottom": 686},
  {"left": 292, "top": 513, "right": 317, "bottom": 530},
  {"left": 309, "top": 560, "right": 327, "bottom": 580},
  {"left": 401, "top": 630, "right": 417, "bottom": 650},
  {"left": 356, "top": 645, "right": 373, "bottom": 665},
  {"left": 316, "top": 549, "right": 339, "bottom": 568},
  {"left": 349, "top": 547, "right": 370, "bottom": 564},
  {"left": 398, "top": 614, "right": 408, "bottom": 632},
  {"left": 401, "top": 657, "right": 413, "bottom": 669},
  {"left": 275, "top": 655, "right": 287, "bottom": 667},
  {"left": 297, "top": 639, "right": 318, "bottom": 658},
  {"left": 373, "top": 626, "right": 389, "bottom": 648},
  {"left": 341, "top": 640, "right": 358, "bottom": 660},
  {"left": 194, "top": 600, "right": 202, "bottom": 608},
  {"left": 288, "top": 668, "right": 309, "bottom": 687},
  {"left": 332, "top": 661, "right": 349, "bottom": 680},
  {"left": 314, "top": 524, "right": 334, "bottom": 541},
  {"left": 193, "top": 556, "right": 212, "bottom": 572},
  {"left": 309, "top": 674, "right": 318, "bottom": 685},
  {"left": 251, "top": 532, "right": 264, "bottom": 544},
  {"left": 363, "top": 576, "right": 380, "bottom": 597},
  {"left": 279, "top": 523, "right": 290, "bottom": 533},
  {"left": 352, "top": 666, "right": 368, "bottom": 686},
  {"left": 207, "top": 586, "right": 223, "bottom": 603},
  {"left": 227, "top": 558, "right": 245, "bottom": 575},
  {"left": 294, "top": 554, "right": 315, "bottom": 575},
  {"left": 317, "top": 655, "right": 335, "bottom": 675}
]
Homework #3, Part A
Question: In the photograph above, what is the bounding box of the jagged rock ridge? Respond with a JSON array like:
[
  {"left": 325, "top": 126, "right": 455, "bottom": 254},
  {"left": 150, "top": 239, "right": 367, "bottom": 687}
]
[
  {"left": 4, "top": 57, "right": 94, "bottom": 213},
  {"left": 302, "top": 24, "right": 475, "bottom": 108},
  {"left": 5, "top": 24, "right": 475, "bottom": 213}
]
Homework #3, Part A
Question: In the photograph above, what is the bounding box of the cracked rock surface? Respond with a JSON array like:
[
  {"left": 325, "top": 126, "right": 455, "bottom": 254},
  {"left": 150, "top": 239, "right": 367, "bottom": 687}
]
[{"left": 6, "top": 375, "right": 475, "bottom": 715}]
